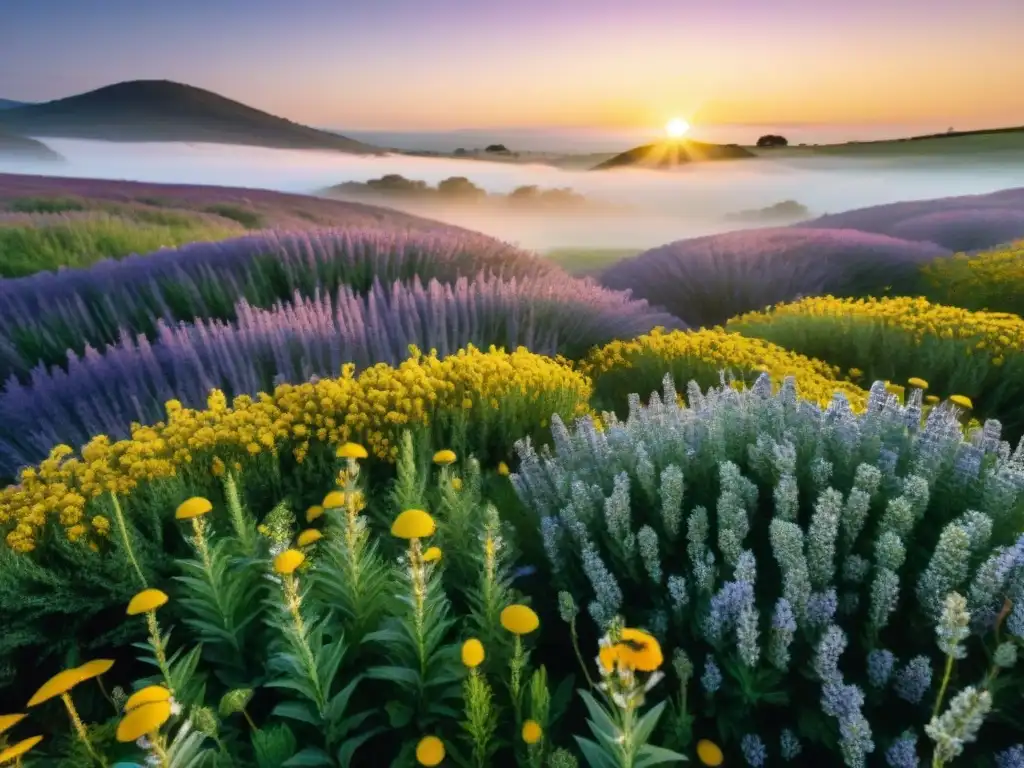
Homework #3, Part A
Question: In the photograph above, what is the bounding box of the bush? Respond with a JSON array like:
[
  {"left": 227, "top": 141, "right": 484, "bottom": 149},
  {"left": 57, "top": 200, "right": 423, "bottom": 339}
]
[
  {"left": 511, "top": 373, "right": 1024, "bottom": 765},
  {"left": 0, "top": 228, "right": 564, "bottom": 379},
  {"left": 727, "top": 295, "right": 1024, "bottom": 441},
  {"left": 887, "top": 209, "right": 1024, "bottom": 253},
  {"left": 579, "top": 328, "right": 867, "bottom": 416},
  {"left": 921, "top": 240, "right": 1024, "bottom": 316},
  {"left": 0, "top": 211, "right": 243, "bottom": 278},
  {"left": 598, "top": 228, "right": 948, "bottom": 328},
  {"left": 0, "top": 274, "right": 677, "bottom": 473},
  {"left": 0, "top": 344, "right": 592, "bottom": 554}
]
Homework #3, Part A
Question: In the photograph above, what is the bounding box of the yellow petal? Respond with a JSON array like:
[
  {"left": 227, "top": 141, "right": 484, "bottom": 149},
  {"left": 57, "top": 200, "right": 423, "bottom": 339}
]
[
  {"left": 124, "top": 685, "right": 171, "bottom": 713},
  {"left": 75, "top": 659, "right": 114, "bottom": 681},
  {"left": 0, "top": 713, "right": 26, "bottom": 736},
  {"left": 297, "top": 529, "right": 323, "bottom": 547},
  {"left": 336, "top": 442, "right": 368, "bottom": 460},
  {"left": 432, "top": 449, "right": 456, "bottom": 466},
  {"left": 0, "top": 735, "right": 43, "bottom": 763},
  {"left": 27, "top": 668, "right": 87, "bottom": 707},
  {"left": 423, "top": 546, "right": 442, "bottom": 563},
  {"left": 696, "top": 739, "right": 724, "bottom": 766},
  {"left": 522, "top": 719, "right": 543, "bottom": 744},
  {"left": 175, "top": 496, "right": 212, "bottom": 520},
  {"left": 500, "top": 604, "right": 539, "bottom": 635},
  {"left": 415, "top": 735, "right": 445, "bottom": 766},
  {"left": 274, "top": 549, "right": 305, "bottom": 575},
  {"left": 306, "top": 505, "right": 325, "bottom": 522},
  {"left": 391, "top": 509, "right": 436, "bottom": 539},
  {"left": 127, "top": 589, "right": 169, "bottom": 616},
  {"left": 461, "top": 638, "right": 485, "bottom": 668},
  {"left": 116, "top": 700, "right": 172, "bottom": 742}
]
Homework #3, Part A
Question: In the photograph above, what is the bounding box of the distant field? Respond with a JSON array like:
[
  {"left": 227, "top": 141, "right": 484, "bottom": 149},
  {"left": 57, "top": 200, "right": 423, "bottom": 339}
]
[
  {"left": 543, "top": 246, "right": 641, "bottom": 274},
  {"left": 751, "top": 130, "right": 1024, "bottom": 157}
]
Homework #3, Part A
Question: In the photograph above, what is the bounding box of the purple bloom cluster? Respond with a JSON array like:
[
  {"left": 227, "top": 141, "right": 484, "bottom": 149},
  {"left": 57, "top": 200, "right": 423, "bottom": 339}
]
[
  {"left": 0, "top": 227, "right": 565, "bottom": 379},
  {"left": 0, "top": 273, "right": 680, "bottom": 474},
  {"left": 599, "top": 226, "right": 949, "bottom": 328}
]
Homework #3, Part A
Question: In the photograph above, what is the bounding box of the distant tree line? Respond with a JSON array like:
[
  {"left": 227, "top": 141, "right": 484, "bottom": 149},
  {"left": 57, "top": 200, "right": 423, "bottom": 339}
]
[
  {"left": 756, "top": 134, "right": 789, "bottom": 148},
  {"left": 330, "top": 174, "right": 587, "bottom": 207}
]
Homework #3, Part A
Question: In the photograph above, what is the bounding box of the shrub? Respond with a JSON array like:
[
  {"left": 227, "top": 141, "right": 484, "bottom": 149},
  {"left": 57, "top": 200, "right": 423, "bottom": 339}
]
[
  {"left": 887, "top": 209, "right": 1024, "bottom": 253},
  {"left": 579, "top": 328, "right": 867, "bottom": 416},
  {"left": 921, "top": 240, "right": 1024, "bottom": 316},
  {"left": 0, "top": 275, "right": 675, "bottom": 472},
  {"left": 0, "top": 344, "right": 592, "bottom": 554},
  {"left": 727, "top": 295, "right": 1024, "bottom": 441},
  {"left": 511, "top": 373, "right": 1024, "bottom": 765},
  {"left": 0, "top": 228, "right": 563, "bottom": 379},
  {"left": 598, "top": 227, "right": 948, "bottom": 327},
  {"left": 0, "top": 211, "right": 243, "bottom": 278}
]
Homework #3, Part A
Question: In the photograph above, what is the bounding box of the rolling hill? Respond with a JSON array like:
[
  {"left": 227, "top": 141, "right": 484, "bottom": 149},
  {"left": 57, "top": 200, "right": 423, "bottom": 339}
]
[
  {"left": 0, "top": 80, "right": 382, "bottom": 154},
  {"left": 591, "top": 139, "right": 755, "bottom": 170},
  {"left": 0, "top": 100, "right": 27, "bottom": 110},
  {"left": 0, "top": 128, "right": 63, "bottom": 162}
]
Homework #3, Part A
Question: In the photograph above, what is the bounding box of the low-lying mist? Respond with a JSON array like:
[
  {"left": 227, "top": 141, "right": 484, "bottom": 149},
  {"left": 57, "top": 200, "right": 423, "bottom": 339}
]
[{"left": 3, "top": 138, "right": 1024, "bottom": 251}]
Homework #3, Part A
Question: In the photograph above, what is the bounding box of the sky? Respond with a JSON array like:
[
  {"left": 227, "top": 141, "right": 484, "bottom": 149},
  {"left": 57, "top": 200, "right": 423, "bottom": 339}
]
[{"left": 2, "top": 0, "right": 1023, "bottom": 136}]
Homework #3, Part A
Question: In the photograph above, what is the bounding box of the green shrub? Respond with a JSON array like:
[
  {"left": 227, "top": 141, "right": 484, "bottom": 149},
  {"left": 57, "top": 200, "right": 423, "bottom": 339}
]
[
  {"left": 203, "top": 203, "right": 265, "bottom": 229},
  {"left": 511, "top": 373, "right": 1024, "bottom": 766}
]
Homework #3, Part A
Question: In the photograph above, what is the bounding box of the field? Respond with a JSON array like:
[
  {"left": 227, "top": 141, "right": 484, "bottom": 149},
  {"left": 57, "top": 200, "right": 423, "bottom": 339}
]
[{"left": 1, "top": 172, "right": 1024, "bottom": 768}]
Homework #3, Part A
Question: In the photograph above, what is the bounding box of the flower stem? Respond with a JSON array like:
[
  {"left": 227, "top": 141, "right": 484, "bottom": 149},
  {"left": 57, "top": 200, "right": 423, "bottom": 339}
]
[
  {"left": 932, "top": 654, "right": 954, "bottom": 718},
  {"left": 109, "top": 493, "right": 147, "bottom": 589},
  {"left": 95, "top": 676, "right": 117, "bottom": 715},
  {"left": 149, "top": 733, "right": 170, "bottom": 767},
  {"left": 242, "top": 707, "right": 258, "bottom": 732},
  {"left": 62, "top": 693, "right": 106, "bottom": 767},
  {"left": 146, "top": 611, "right": 174, "bottom": 693},
  {"left": 569, "top": 617, "right": 595, "bottom": 689}
]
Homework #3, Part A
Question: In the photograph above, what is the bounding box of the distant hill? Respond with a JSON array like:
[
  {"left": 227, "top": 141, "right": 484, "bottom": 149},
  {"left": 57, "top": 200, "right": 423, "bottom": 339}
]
[
  {"left": 0, "top": 80, "right": 381, "bottom": 154},
  {"left": 0, "top": 128, "right": 63, "bottom": 162},
  {"left": 0, "top": 99, "right": 27, "bottom": 111},
  {"left": 591, "top": 139, "right": 755, "bottom": 170}
]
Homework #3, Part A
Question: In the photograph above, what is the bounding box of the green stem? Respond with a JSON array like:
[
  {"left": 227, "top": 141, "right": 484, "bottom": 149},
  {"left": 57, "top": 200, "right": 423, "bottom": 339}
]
[
  {"left": 62, "top": 693, "right": 107, "bottom": 767},
  {"left": 95, "top": 676, "right": 117, "bottom": 715},
  {"left": 109, "top": 493, "right": 147, "bottom": 589},
  {"left": 932, "top": 654, "right": 954, "bottom": 718},
  {"left": 146, "top": 612, "right": 175, "bottom": 693},
  {"left": 242, "top": 707, "right": 258, "bottom": 732},
  {"left": 284, "top": 574, "right": 326, "bottom": 713},
  {"left": 569, "top": 618, "right": 595, "bottom": 689}
]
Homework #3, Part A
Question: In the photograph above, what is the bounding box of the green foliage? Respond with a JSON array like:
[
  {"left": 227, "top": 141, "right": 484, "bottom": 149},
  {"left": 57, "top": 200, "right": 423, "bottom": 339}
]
[
  {"left": 202, "top": 203, "right": 266, "bottom": 229},
  {"left": 7, "top": 195, "right": 88, "bottom": 213}
]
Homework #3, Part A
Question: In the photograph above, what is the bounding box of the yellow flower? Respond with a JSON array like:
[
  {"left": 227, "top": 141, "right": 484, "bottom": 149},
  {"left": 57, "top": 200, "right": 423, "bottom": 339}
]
[
  {"left": 175, "top": 496, "right": 212, "bottom": 520},
  {"left": 500, "top": 604, "right": 540, "bottom": 635},
  {"left": 124, "top": 685, "right": 171, "bottom": 713},
  {"left": 391, "top": 509, "right": 436, "bottom": 539},
  {"left": 0, "top": 735, "right": 43, "bottom": 764},
  {"left": 337, "top": 442, "right": 368, "bottom": 460},
  {"left": 323, "top": 491, "right": 346, "bottom": 509},
  {"left": 0, "top": 713, "right": 26, "bottom": 736},
  {"left": 696, "top": 739, "right": 724, "bottom": 766},
  {"left": 116, "top": 700, "right": 172, "bottom": 742},
  {"left": 297, "top": 529, "right": 323, "bottom": 547},
  {"left": 306, "top": 505, "right": 325, "bottom": 522},
  {"left": 461, "top": 638, "right": 485, "bottom": 668},
  {"left": 925, "top": 394, "right": 941, "bottom": 405},
  {"left": 950, "top": 394, "right": 974, "bottom": 409},
  {"left": 127, "top": 589, "right": 169, "bottom": 616},
  {"left": 522, "top": 719, "right": 543, "bottom": 744},
  {"left": 907, "top": 377, "right": 929, "bottom": 389},
  {"left": 497, "top": 461, "right": 510, "bottom": 477},
  {"left": 451, "top": 477, "right": 463, "bottom": 491},
  {"left": 27, "top": 667, "right": 88, "bottom": 707},
  {"left": 615, "top": 628, "right": 663, "bottom": 672},
  {"left": 433, "top": 449, "right": 457, "bottom": 466},
  {"left": 211, "top": 457, "right": 226, "bottom": 477},
  {"left": 415, "top": 735, "right": 445, "bottom": 766},
  {"left": 423, "top": 546, "right": 442, "bottom": 563},
  {"left": 75, "top": 659, "right": 114, "bottom": 680},
  {"left": 274, "top": 549, "right": 305, "bottom": 575}
]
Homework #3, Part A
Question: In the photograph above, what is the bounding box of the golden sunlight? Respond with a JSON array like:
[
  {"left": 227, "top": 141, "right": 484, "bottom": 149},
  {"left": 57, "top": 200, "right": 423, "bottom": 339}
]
[{"left": 665, "top": 117, "right": 690, "bottom": 138}]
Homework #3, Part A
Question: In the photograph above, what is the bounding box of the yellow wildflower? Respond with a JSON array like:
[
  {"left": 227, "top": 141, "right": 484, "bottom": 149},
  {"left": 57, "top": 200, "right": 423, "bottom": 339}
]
[
  {"left": 175, "top": 497, "right": 212, "bottom": 520},
  {"left": 950, "top": 394, "right": 974, "bottom": 409},
  {"left": 0, "top": 735, "right": 43, "bottom": 764},
  {"left": 75, "top": 659, "right": 114, "bottom": 680},
  {"left": 116, "top": 700, "right": 172, "bottom": 742},
  {"left": 127, "top": 589, "right": 169, "bottom": 616},
  {"left": 391, "top": 509, "right": 436, "bottom": 539},
  {"left": 599, "top": 628, "right": 663, "bottom": 673},
  {"left": 297, "top": 529, "right": 323, "bottom": 547},
  {"left": 423, "top": 546, "right": 442, "bottom": 563},
  {"left": 433, "top": 449, "right": 457, "bottom": 465},
  {"left": 323, "top": 491, "right": 346, "bottom": 509},
  {"left": 907, "top": 377, "right": 929, "bottom": 389},
  {"left": 0, "top": 713, "right": 26, "bottom": 735},
  {"left": 306, "top": 505, "right": 325, "bottom": 522},
  {"left": 522, "top": 719, "right": 542, "bottom": 744},
  {"left": 415, "top": 736, "right": 445, "bottom": 767},
  {"left": 500, "top": 604, "right": 540, "bottom": 635},
  {"left": 451, "top": 477, "right": 463, "bottom": 491},
  {"left": 124, "top": 685, "right": 171, "bottom": 713},
  {"left": 497, "top": 461, "right": 510, "bottom": 477},
  {"left": 274, "top": 550, "right": 305, "bottom": 575},
  {"left": 27, "top": 668, "right": 88, "bottom": 707},
  {"left": 697, "top": 739, "right": 724, "bottom": 766},
  {"left": 336, "top": 442, "right": 368, "bottom": 460},
  {"left": 461, "top": 638, "right": 485, "bottom": 668}
]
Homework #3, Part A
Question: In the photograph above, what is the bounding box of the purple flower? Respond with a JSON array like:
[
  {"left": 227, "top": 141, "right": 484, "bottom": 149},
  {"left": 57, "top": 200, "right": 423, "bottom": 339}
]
[
  {"left": 885, "top": 731, "right": 919, "bottom": 768},
  {"left": 867, "top": 649, "right": 896, "bottom": 689},
  {"left": 997, "top": 745, "right": 1024, "bottom": 768},
  {"left": 894, "top": 656, "right": 932, "bottom": 704},
  {"left": 741, "top": 734, "right": 767, "bottom": 767}
]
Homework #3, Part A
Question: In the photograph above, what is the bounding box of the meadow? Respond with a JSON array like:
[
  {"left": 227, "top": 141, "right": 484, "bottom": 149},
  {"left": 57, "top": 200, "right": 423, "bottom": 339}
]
[{"left": 1, "top": 172, "right": 1024, "bottom": 768}]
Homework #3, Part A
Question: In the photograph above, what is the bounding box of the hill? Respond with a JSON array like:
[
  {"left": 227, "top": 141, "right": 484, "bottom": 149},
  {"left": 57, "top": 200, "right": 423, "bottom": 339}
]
[
  {"left": 0, "top": 80, "right": 381, "bottom": 154},
  {"left": 0, "top": 99, "right": 27, "bottom": 111},
  {"left": 591, "top": 139, "right": 755, "bottom": 170},
  {"left": 0, "top": 128, "right": 63, "bottom": 162}
]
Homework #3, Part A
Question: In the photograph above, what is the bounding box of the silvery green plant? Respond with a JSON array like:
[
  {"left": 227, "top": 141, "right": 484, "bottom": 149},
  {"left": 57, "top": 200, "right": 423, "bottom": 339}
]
[{"left": 512, "top": 373, "right": 1024, "bottom": 765}]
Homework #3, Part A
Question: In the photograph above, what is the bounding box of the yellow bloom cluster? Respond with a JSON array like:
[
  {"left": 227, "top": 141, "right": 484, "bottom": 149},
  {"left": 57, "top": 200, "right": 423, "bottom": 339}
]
[
  {"left": 730, "top": 295, "right": 1024, "bottom": 364},
  {"left": 0, "top": 345, "right": 591, "bottom": 553},
  {"left": 922, "top": 240, "right": 1024, "bottom": 314},
  {"left": 581, "top": 327, "right": 867, "bottom": 410}
]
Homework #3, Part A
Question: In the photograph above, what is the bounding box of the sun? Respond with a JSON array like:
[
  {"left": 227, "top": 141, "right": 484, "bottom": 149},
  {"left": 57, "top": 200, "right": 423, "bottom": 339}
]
[{"left": 665, "top": 117, "right": 690, "bottom": 139}]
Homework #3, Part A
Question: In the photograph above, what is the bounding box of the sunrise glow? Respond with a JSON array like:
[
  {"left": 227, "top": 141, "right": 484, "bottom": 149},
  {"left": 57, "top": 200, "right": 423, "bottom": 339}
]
[{"left": 665, "top": 118, "right": 690, "bottom": 139}]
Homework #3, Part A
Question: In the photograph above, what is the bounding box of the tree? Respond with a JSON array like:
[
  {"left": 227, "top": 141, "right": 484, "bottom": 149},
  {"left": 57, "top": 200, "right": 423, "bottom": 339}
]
[
  {"left": 436, "top": 177, "right": 486, "bottom": 200},
  {"left": 756, "top": 134, "right": 788, "bottom": 148},
  {"left": 484, "top": 144, "right": 509, "bottom": 153}
]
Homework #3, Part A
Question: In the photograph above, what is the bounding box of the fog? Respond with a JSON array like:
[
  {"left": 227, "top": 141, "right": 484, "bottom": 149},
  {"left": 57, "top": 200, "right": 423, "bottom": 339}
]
[{"left": 3, "top": 138, "right": 1024, "bottom": 251}]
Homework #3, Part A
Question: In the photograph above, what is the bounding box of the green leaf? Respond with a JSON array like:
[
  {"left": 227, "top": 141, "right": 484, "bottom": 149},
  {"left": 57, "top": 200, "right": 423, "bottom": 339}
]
[
  {"left": 272, "top": 701, "right": 320, "bottom": 726},
  {"left": 336, "top": 727, "right": 386, "bottom": 768},
  {"left": 631, "top": 700, "right": 668, "bottom": 747},
  {"left": 575, "top": 736, "right": 620, "bottom": 768},
  {"left": 635, "top": 744, "right": 689, "bottom": 767},
  {"left": 282, "top": 747, "right": 334, "bottom": 766},
  {"left": 366, "top": 664, "right": 420, "bottom": 686},
  {"left": 578, "top": 690, "right": 620, "bottom": 739},
  {"left": 385, "top": 700, "right": 414, "bottom": 728},
  {"left": 324, "top": 674, "right": 363, "bottom": 724}
]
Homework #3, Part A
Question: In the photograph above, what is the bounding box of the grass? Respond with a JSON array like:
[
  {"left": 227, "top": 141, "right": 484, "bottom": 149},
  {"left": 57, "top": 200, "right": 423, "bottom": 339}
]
[
  {"left": 0, "top": 211, "right": 245, "bottom": 277},
  {"left": 543, "top": 247, "right": 641, "bottom": 275}
]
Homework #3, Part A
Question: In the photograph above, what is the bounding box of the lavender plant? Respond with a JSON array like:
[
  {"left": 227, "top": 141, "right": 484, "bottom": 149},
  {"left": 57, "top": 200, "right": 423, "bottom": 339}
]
[
  {"left": 512, "top": 373, "right": 1024, "bottom": 765},
  {"left": 0, "top": 273, "right": 678, "bottom": 475}
]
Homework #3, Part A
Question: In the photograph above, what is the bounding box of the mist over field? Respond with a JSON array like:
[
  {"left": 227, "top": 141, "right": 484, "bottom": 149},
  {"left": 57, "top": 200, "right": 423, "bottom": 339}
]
[{"left": 3, "top": 138, "right": 1024, "bottom": 250}]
